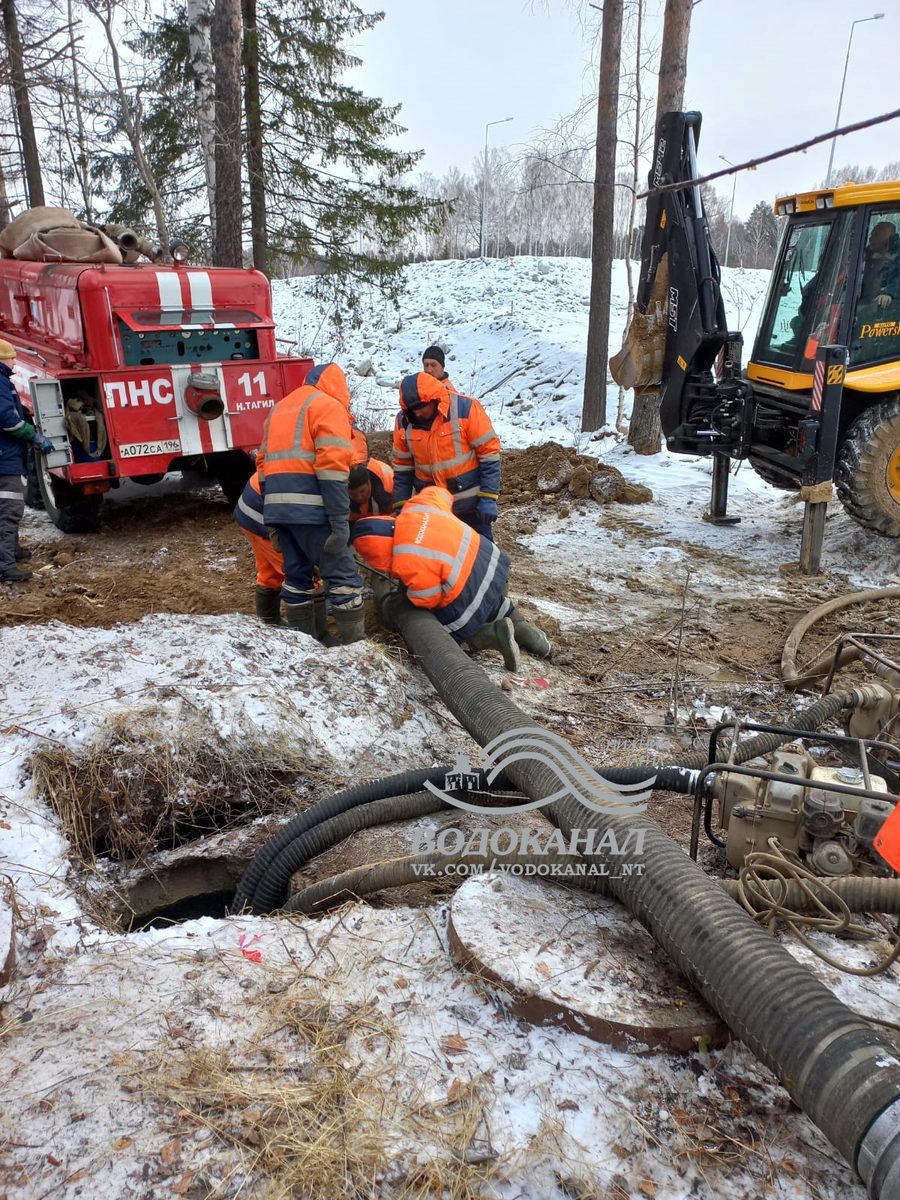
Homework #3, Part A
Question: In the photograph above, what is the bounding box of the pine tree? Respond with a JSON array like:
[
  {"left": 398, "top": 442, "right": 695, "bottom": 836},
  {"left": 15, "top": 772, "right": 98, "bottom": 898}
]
[{"left": 135, "top": 0, "right": 434, "bottom": 303}]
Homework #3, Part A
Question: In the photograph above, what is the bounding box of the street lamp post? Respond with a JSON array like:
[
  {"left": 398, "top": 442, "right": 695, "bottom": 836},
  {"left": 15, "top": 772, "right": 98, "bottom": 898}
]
[
  {"left": 720, "top": 155, "right": 737, "bottom": 269},
  {"left": 480, "top": 116, "right": 513, "bottom": 258},
  {"left": 825, "top": 12, "right": 884, "bottom": 188}
]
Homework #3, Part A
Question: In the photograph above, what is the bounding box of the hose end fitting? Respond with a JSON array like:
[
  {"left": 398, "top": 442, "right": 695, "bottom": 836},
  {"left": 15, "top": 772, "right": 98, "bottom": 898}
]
[{"left": 858, "top": 1099, "right": 900, "bottom": 1199}]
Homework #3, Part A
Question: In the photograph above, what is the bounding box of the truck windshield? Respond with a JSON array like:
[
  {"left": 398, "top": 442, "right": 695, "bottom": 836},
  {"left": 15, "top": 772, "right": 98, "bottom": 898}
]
[{"left": 756, "top": 219, "right": 835, "bottom": 368}]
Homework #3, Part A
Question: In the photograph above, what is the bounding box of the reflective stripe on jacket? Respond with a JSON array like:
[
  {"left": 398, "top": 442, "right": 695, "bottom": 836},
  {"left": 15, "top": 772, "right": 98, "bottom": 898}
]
[
  {"left": 259, "top": 362, "right": 353, "bottom": 526},
  {"left": 0, "top": 363, "right": 28, "bottom": 475},
  {"left": 392, "top": 373, "right": 501, "bottom": 518},
  {"left": 233, "top": 471, "right": 268, "bottom": 540},
  {"left": 392, "top": 486, "right": 510, "bottom": 643},
  {"left": 350, "top": 458, "right": 394, "bottom": 522}
]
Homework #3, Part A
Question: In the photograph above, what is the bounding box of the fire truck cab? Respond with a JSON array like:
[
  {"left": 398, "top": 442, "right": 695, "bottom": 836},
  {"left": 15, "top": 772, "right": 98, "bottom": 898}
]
[{"left": 0, "top": 258, "right": 312, "bottom": 531}]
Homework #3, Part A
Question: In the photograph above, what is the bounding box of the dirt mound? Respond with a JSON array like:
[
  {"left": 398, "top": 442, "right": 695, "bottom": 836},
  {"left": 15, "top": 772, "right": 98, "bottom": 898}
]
[
  {"left": 367, "top": 430, "right": 394, "bottom": 463},
  {"left": 504, "top": 443, "right": 652, "bottom": 507}
]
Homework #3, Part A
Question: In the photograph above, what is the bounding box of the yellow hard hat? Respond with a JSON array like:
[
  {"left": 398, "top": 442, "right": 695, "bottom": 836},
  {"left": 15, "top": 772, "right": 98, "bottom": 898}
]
[{"left": 0, "top": 339, "right": 16, "bottom": 359}]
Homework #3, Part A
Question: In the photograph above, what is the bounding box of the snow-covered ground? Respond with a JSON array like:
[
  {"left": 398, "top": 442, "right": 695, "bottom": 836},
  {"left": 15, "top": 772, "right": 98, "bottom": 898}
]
[
  {"left": 2, "top": 255, "right": 898, "bottom": 1198},
  {"left": 272, "top": 256, "right": 771, "bottom": 446}
]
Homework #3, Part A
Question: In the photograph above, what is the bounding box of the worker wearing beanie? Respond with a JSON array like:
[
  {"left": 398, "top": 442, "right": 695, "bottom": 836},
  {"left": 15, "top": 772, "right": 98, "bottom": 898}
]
[
  {"left": 421, "top": 345, "right": 457, "bottom": 393},
  {"left": 0, "top": 339, "right": 54, "bottom": 583},
  {"left": 258, "top": 362, "right": 365, "bottom": 644},
  {"left": 350, "top": 488, "right": 551, "bottom": 667},
  {"left": 392, "top": 371, "right": 502, "bottom": 541}
]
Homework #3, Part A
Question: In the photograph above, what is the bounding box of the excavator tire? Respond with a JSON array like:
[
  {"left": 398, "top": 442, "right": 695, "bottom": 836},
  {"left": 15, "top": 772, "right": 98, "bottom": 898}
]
[
  {"left": 748, "top": 457, "right": 800, "bottom": 492},
  {"left": 836, "top": 395, "right": 900, "bottom": 538}
]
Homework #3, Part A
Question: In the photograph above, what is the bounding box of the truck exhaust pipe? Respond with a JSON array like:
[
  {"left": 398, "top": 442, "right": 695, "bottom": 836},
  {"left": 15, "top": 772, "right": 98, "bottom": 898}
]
[{"left": 184, "top": 371, "right": 225, "bottom": 422}]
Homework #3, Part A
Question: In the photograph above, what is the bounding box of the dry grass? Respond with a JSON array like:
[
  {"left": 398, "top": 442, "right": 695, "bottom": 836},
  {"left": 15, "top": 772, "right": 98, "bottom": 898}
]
[
  {"left": 31, "top": 705, "right": 318, "bottom": 866},
  {"left": 141, "top": 987, "right": 500, "bottom": 1200}
]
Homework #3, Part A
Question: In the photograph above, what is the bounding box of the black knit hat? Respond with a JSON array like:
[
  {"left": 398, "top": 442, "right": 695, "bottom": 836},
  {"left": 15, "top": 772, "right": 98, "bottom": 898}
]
[{"left": 423, "top": 345, "right": 445, "bottom": 368}]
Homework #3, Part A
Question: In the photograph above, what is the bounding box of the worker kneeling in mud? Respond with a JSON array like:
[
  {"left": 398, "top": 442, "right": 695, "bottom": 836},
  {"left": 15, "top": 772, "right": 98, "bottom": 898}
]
[
  {"left": 233, "top": 470, "right": 338, "bottom": 645},
  {"left": 348, "top": 457, "right": 394, "bottom": 523},
  {"left": 258, "top": 362, "right": 365, "bottom": 645},
  {"left": 351, "top": 485, "right": 550, "bottom": 670}
]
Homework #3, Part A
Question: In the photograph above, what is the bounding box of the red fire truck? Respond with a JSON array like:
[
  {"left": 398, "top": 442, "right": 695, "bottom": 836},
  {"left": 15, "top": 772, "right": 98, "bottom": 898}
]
[{"left": 0, "top": 257, "right": 312, "bottom": 531}]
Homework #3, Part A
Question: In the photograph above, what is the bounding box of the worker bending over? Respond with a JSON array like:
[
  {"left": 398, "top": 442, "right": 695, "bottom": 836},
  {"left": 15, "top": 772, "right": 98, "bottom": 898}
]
[
  {"left": 233, "top": 470, "right": 338, "bottom": 645},
  {"left": 258, "top": 362, "right": 365, "bottom": 644},
  {"left": 348, "top": 458, "right": 394, "bottom": 522},
  {"left": 392, "top": 372, "right": 501, "bottom": 540},
  {"left": 352, "top": 485, "right": 550, "bottom": 670}
]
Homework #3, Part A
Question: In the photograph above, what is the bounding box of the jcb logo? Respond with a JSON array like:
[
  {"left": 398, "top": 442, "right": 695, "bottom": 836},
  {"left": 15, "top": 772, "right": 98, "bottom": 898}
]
[{"left": 826, "top": 364, "right": 845, "bottom": 387}]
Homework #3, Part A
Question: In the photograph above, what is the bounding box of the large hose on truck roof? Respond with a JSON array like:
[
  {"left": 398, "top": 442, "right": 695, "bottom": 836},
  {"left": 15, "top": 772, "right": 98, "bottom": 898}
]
[{"left": 386, "top": 599, "right": 900, "bottom": 1199}]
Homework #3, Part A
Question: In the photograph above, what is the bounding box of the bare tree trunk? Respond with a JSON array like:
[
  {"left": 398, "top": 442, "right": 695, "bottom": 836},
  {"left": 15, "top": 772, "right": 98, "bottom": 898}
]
[
  {"left": 242, "top": 0, "right": 267, "bottom": 273},
  {"left": 581, "top": 0, "right": 623, "bottom": 432},
  {"left": 627, "top": 0, "right": 692, "bottom": 455},
  {"left": 86, "top": 0, "right": 171, "bottom": 249},
  {"left": 67, "top": 0, "right": 92, "bottom": 221},
  {"left": 0, "top": 146, "right": 10, "bottom": 227},
  {"left": 214, "top": 0, "right": 243, "bottom": 267},
  {"left": 618, "top": 0, "right": 642, "bottom": 435},
  {"left": 188, "top": 0, "right": 217, "bottom": 247},
  {"left": 1, "top": 0, "right": 45, "bottom": 207}
]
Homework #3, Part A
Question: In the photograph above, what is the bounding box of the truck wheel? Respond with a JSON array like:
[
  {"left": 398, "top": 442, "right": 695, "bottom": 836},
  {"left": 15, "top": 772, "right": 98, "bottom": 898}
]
[
  {"left": 25, "top": 447, "right": 44, "bottom": 510},
  {"left": 214, "top": 450, "right": 254, "bottom": 506},
  {"left": 836, "top": 396, "right": 900, "bottom": 538},
  {"left": 36, "top": 456, "right": 102, "bottom": 533},
  {"left": 749, "top": 457, "right": 800, "bottom": 492}
]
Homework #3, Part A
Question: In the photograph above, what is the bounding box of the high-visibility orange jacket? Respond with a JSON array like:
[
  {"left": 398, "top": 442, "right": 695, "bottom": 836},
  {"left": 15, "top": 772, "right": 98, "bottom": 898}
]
[
  {"left": 233, "top": 471, "right": 285, "bottom": 589},
  {"left": 259, "top": 362, "right": 353, "bottom": 526},
  {"left": 350, "top": 422, "right": 369, "bottom": 465},
  {"left": 392, "top": 373, "right": 501, "bottom": 518},
  {"left": 349, "top": 458, "right": 394, "bottom": 522},
  {"left": 352, "top": 487, "right": 511, "bottom": 643}
]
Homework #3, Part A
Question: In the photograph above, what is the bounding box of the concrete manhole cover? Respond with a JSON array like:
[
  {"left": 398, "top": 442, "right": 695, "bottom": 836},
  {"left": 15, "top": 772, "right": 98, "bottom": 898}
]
[{"left": 448, "top": 872, "right": 728, "bottom": 1054}]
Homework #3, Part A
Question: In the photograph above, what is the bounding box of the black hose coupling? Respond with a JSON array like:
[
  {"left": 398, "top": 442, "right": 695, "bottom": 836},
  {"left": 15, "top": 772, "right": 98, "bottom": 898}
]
[{"left": 859, "top": 1099, "right": 900, "bottom": 1200}]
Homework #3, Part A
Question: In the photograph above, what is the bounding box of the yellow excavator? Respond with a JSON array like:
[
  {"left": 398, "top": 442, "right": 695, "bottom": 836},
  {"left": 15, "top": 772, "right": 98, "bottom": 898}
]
[{"left": 619, "top": 111, "right": 900, "bottom": 549}]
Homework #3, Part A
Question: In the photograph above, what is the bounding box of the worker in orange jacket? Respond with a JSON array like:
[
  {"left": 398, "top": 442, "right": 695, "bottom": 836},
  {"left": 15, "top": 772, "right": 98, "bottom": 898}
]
[
  {"left": 351, "top": 486, "right": 550, "bottom": 669},
  {"left": 421, "top": 345, "right": 457, "bottom": 393},
  {"left": 348, "top": 458, "right": 394, "bottom": 522},
  {"left": 258, "top": 362, "right": 365, "bottom": 644},
  {"left": 233, "top": 471, "right": 338, "bottom": 644},
  {"left": 392, "top": 372, "right": 501, "bottom": 541}
]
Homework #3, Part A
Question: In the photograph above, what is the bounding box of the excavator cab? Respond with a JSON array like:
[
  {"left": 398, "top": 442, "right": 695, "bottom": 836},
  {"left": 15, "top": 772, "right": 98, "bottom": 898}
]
[{"left": 629, "top": 111, "right": 900, "bottom": 541}]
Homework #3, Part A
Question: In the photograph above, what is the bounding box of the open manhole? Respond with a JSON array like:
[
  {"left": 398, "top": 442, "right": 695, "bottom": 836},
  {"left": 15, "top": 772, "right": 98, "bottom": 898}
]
[{"left": 28, "top": 706, "right": 318, "bottom": 930}]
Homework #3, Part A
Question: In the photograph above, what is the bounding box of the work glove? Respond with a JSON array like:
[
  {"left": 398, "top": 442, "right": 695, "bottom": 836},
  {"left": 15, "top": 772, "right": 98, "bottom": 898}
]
[
  {"left": 323, "top": 515, "right": 350, "bottom": 555},
  {"left": 268, "top": 528, "right": 282, "bottom": 554},
  {"left": 477, "top": 496, "right": 499, "bottom": 522},
  {"left": 876, "top": 293, "right": 893, "bottom": 309},
  {"left": 31, "top": 431, "right": 54, "bottom": 455}
]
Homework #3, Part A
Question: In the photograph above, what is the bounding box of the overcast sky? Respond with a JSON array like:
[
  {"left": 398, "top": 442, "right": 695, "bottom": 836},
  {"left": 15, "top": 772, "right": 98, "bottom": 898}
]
[{"left": 349, "top": 0, "right": 900, "bottom": 220}]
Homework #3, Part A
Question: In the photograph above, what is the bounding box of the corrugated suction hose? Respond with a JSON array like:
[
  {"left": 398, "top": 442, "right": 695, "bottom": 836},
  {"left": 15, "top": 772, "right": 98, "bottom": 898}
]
[{"left": 390, "top": 599, "right": 900, "bottom": 1197}]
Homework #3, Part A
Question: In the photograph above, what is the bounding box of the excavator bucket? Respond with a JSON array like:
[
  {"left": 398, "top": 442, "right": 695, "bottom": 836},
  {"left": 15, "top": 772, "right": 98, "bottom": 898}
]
[{"left": 610, "top": 258, "right": 669, "bottom": 390}]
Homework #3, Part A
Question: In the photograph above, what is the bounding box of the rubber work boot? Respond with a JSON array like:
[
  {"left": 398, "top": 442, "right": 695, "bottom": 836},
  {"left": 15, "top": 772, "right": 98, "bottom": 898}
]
[
  {"left": 513, "top": 618, "right": 551, "bottom": 659},
  {"left": 254, "top": 585, "right": 284, "bottom": 626},
  {"left": 0, "top": 566, "right": 32, "bottom": 582},
  {"left": 468, "top": 618, "right": 521, "bottom": 673},
  {"left": 332, "top": 601, "right": 367, "bottom": 645},
  {"left": 282, "top": 600, "right": 317, "bottom": 636},
  {"left": 314, "top": 595, "right": 340, "bottom": 647},
  {"left": 15, "top": 546, "right": 32, "bottom": 561}
]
